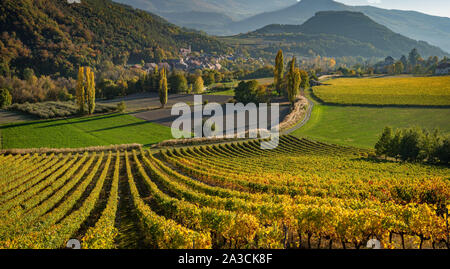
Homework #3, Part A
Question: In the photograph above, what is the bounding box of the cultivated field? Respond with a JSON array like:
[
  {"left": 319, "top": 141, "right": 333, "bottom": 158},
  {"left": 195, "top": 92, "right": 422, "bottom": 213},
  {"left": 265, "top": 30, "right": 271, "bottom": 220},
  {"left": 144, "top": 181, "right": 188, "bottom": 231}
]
[
  {"left": 0, "top": 136, "right": 448, "bottom": 249},
  {"left": 313, "top": 76, "right": 450, "bottom": 106}
]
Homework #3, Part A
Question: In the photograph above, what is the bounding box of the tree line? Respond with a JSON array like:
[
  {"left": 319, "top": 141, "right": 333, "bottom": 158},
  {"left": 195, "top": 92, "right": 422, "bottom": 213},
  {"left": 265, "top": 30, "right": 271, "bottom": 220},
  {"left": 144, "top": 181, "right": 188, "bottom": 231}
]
[{"left": 375, "top": 126, "right": 449, "bottom": 164}]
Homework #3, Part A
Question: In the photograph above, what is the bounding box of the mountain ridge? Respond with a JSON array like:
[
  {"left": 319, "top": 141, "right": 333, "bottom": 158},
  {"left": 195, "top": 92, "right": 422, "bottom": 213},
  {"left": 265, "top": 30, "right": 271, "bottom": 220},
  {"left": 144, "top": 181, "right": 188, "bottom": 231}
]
[
  {"left": 228, "top": 0, "right": 450, "bottom": 53},
  {"left": 230, "top": 11, "right": 447, "bottom": 59}
]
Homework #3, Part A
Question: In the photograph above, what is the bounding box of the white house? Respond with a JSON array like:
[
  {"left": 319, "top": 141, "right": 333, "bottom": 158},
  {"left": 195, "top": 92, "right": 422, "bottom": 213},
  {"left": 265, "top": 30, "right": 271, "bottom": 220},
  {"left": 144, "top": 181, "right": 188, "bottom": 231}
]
[{"left": 435, "top": 62, "right": 450, "bottom": 75}]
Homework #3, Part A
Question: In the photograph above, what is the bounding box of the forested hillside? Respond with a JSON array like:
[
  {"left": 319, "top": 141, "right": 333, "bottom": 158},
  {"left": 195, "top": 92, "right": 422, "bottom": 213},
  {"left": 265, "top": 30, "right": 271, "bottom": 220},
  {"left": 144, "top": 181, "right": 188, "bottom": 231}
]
[
  {"left": 227, "top": 0, "right": 450, "bottom": 53},
  {"left": 227, "top": 11, "right": 447, "bottom": 59},
  {"left": 0, "top": 0, "right": 229, "bottom": 77}
]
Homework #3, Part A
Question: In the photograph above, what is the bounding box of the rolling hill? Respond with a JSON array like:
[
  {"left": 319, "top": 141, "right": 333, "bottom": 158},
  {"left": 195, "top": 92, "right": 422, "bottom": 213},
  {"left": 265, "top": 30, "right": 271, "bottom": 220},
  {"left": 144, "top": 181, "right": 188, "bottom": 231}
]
[
  {"left": 112, "top": 0, "right": 297, "bottom": 35},
  {"left": 113, "top": 0, "right": 297, "bottom": 20},
  {"left": 225, "top": 11, "right": 447, "bottom": 59},
  {"left": 227, "top": 0, "right": 450, "bottom": 53},
  {"left": 0, "top": 0, "right": 229, "bottom": 77}
]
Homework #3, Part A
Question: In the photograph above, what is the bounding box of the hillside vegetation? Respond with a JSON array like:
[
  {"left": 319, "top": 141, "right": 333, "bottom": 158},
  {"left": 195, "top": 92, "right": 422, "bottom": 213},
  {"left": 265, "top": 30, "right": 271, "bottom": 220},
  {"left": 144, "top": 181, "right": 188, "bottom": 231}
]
[
  {"left": 0, "top": 0, "right": 229, "bottom": 77},
  {"left": 227, "top": 11, "right": 447, "bottom": 59},
  {"left": 227, "top": 0, "right": 450, "bottom": 53},
  {"left": 313, "top": 76, "right": 450, "bottom": 106}
]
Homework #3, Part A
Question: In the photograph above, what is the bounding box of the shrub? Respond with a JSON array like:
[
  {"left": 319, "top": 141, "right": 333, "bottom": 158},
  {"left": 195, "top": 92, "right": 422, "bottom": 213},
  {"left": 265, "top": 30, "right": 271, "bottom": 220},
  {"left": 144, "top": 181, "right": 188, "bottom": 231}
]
[
  {"left": 0, "top": 88, "right": 12, "bottom": 108},
  {"left": 117, "top": 101, "right": 126, "bottom": 112}
]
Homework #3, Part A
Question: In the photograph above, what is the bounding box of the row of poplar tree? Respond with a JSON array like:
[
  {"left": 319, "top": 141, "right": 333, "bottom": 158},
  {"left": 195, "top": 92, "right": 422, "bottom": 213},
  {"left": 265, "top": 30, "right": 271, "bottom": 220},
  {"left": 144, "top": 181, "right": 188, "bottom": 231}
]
[{"left": 274, "top": 50, "right": 310, "bottom": 106}]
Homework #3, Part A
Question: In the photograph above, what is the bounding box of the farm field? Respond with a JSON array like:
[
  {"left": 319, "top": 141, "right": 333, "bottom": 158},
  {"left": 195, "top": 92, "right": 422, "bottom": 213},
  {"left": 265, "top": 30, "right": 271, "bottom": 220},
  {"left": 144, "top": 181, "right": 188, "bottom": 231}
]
[
  {"left": 0, "top": 114, "right": 173, "bottom": 150},
  {"left": 313, "top": 76, "right": 450, "bottom": 106},
  {"left": 0, "top": 136, "right": 448, "bottom": 249},
  {"left": 292, "top": 96, "right": 450, "bottom": 148}
]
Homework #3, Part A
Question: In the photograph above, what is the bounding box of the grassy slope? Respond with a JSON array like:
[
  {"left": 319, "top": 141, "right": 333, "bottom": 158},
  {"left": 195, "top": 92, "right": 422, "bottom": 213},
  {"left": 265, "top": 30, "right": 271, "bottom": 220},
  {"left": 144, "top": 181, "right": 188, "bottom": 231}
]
[
  {"left": 0, "top": 113, "right": 173, "bottom": 149},
  {"left": 292, "top": 90, "right": 450, "bottom": 148}
]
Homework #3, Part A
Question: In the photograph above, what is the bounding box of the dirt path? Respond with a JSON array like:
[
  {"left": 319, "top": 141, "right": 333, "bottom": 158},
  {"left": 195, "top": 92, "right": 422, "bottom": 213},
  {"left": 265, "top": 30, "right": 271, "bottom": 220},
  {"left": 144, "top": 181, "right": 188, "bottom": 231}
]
[{"left": 282, "top": 97, "right": 314, "bottom": 135}]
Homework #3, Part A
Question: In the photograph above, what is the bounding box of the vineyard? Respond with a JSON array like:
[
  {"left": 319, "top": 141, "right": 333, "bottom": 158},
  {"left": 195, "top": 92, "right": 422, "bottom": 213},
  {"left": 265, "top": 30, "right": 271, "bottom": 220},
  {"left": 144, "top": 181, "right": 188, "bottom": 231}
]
[
  {"left": 0, "top": 136, "right": 449, "bottom": 249},
  {"left": 312, "top": 76, "right": 450, "bottom": 106}
]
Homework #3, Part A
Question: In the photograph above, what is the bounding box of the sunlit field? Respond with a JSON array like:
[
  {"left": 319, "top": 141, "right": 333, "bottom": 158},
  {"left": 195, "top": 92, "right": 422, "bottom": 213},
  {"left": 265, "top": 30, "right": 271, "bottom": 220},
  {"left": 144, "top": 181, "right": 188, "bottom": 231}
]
[{"left": 313, "top": 76, "right": 450, "bottom": 106}]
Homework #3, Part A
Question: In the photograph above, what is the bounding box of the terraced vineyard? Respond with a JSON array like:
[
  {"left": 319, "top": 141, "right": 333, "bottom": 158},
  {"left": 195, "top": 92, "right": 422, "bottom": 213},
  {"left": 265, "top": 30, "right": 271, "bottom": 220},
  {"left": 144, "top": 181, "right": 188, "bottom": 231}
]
[{"left": 0, "top": 136, "right": 448, "bottom": 249}]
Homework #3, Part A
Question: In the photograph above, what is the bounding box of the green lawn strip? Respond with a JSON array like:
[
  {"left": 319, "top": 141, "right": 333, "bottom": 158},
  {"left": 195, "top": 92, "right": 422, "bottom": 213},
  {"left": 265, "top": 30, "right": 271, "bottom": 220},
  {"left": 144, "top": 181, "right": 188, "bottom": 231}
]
[
  {"left": 292, "top": 99, "right": 450, "bottom": 149},
  {"left": 0, "top": 113, "right": 174, "bottom": 149}
]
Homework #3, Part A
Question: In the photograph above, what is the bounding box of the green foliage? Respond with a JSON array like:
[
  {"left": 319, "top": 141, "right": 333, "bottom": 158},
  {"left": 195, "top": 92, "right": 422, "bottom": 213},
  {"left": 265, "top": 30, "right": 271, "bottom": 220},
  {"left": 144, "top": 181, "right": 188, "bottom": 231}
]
[
  {"left": 375, "top": 127, "right": 449, "bottom": 164},
  {"left": 159, "top": 69, "right": 168, "bottom": 108},
  {"left": 169, "top": 72, "right": 188, "bottom": 93},
  {"left": 116, "top": 101, "right": 126, "bottom": 113},
  {"left": 274, "top": 50, "right": 284, "bottom": 95},
  {"left": 286, "top": 58, "right": 301, "bottom": 106},
  {"left": 375, "top": 126, "right": 393, "bottom": 156},
  {"left": 0, "top": 88, "right": 12, "bottom": 108},
  {"left": 234, "top": 80, "right": 268, "bottom": 104}
]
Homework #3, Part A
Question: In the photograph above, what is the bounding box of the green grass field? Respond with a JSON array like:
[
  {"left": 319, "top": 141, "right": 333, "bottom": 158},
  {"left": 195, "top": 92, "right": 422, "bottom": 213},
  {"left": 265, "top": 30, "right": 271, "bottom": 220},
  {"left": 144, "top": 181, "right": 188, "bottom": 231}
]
[
  {"left": 292, "top": 92, "right": 450, "bottom": 148},
  {"left": 313, "top": 76, "right": 450, "bottom": 106},
  {"left": 0, "top": 113, "right": 173, "bottom": 149}
]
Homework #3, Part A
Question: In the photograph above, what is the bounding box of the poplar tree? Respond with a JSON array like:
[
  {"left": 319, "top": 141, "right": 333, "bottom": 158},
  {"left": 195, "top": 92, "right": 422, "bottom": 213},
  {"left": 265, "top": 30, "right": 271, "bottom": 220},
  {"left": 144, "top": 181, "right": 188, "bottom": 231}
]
[
  {"left": 159, "top": 68, "right": 168, "bottom": 108},
  {"left": 286, "top": 57, "right": 301, "bottom": 106},
  {"left": 274, "top": 50, "right": 284, "bottom": 95},
  {"left": 76, "top": 67, "right": 85, "bottom": 113},
  {"left": 76, "top": 66, "right": 96, "bottom": 115},
  {"left": 86, "top": 67, "right": 96, "bottom": 115}
]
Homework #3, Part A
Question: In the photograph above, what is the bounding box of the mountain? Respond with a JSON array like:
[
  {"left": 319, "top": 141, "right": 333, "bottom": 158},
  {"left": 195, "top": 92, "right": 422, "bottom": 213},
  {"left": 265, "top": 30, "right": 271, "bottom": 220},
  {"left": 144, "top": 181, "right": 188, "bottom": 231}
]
[
  {"left": 113, "top": 0, "right": 298, "bottom": 20},
  {"left": 228, "top": 0, "right": 450, "bottom": 53},
  {"left": 0, "top": 0, "right": 229, "bottom": 77},
  {"left": 227, "top": 11, "right": 447, "bottom": 59},
  {"left": 112, "top": 0, "right": 297, "bottom": 34}
]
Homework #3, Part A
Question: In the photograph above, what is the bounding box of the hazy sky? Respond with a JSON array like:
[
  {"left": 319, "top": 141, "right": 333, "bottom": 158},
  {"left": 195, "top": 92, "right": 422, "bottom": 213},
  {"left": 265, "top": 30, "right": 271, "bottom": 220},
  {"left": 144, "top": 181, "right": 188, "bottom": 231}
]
[{"left": 334, "top": 0, "right": 450, "bottom": 18}]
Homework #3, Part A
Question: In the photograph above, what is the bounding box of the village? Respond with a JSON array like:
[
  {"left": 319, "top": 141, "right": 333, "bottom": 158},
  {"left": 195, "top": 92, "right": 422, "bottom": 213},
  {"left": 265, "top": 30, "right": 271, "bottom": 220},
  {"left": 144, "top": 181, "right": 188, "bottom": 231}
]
[{"left": 127, "top": 46, "right": 233, "bottom": 73}]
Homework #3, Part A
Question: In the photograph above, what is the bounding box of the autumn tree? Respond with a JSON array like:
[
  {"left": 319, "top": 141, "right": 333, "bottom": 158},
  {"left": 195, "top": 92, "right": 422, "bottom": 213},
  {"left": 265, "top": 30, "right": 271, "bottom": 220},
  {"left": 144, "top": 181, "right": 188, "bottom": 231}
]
[
  {"left": 193, "top": 76, "right": 204, "bottom": 94},
  {"left": 76, "top": 66, "right": 96, "bottom": 115},
  {"left": 274, "top": 50, "right": 284, "bottom": 95},
  {"left": 286, "top": 57, "right": 301, "bottom": 106},
  {"left": 159, "top": 68, "right": 168, "bottom": 108},
  {"left": 299, "top": 70, "right": 310, "bottom": 91},
  {"left": 86, "top": 67, "right": 96, "bottom": 115},
  {"left": 76, "top": 67, "right": 86, "bottom": 113},
  {"left": 0, "top": 88, "right": 12, "bottom": 108}
]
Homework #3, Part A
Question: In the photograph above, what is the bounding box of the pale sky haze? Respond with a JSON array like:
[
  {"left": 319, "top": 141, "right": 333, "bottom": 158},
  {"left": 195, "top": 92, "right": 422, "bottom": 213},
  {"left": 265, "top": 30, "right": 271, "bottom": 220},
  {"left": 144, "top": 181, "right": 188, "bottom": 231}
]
[{"left": 333, "top": 0, "right": 450, "bottom": 18}]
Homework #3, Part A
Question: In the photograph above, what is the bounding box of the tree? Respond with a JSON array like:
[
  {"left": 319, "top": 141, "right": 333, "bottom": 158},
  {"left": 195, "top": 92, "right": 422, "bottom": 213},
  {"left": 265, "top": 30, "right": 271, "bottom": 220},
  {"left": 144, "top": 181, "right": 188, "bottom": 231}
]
[
  {"left": 399, "top": 128, "right": 421, "bottom": 162},
  {"left": 23, "top": 68, "right": 35, "bottom": 82},
  {"left": 408, "top": 48, "right": 421, "bottom": 71},
  {"left": 394, "top": 61, "right": 404, "bottom": 74},
  {"left": 193, "top": 76, "right": 204, "bottom": 94},
  {"left": 76, "top": 66, "right": 96, "bottom": 114},
  {"left": 76, "top": 67, "right": 86, "bottom": 113},
  {"left": 234, "top": 80, "right": 267, "bottom": 104},
  {"left": 169, "top": 72, "right": 188, "bottom": 93},
  {"left": 85, "top": 67, "right": 96, "bottom": 115},
  {"left": 159, "top": 68, "right": 168, "bottom": 108},
  {"left": 299, "top": 70, "right": 310, "bottom": 90},
  {"left": 0, "top": 88, "right": 12, "bottom": 108},
  {"left": 375, "top": 127, "right": 393, "bottom": 157},
  {"left": 286, "top": 57, "right": 301, "bottom": 106},
  {"left": 274, "top": 50, "right": 284, "bottom": 95},
  {"left": 435, "top": 137, "right": 450, "bottom": 164}
]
